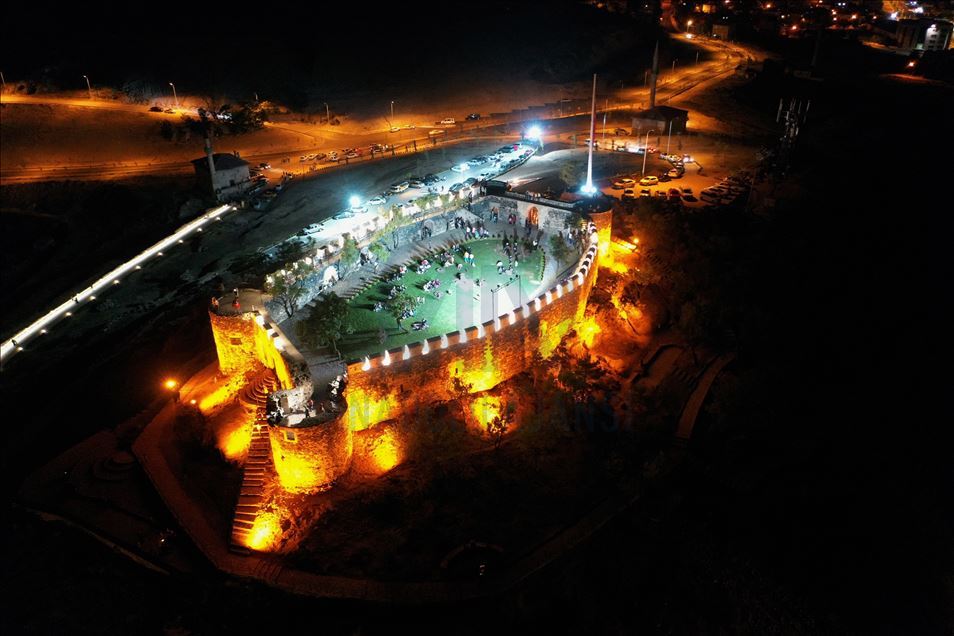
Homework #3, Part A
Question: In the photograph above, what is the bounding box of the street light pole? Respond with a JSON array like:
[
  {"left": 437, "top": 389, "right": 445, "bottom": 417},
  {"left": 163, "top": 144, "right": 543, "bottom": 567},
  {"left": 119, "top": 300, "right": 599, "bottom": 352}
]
[
  {"left": 324, "top": 102, "right": 330, "bottom": 125},
  {"left": 390, "top": 100, "right": 394, "bottom": 124},
  {"left": 667, "top": 120, "right": 673, "bottom": 154},
  {"left": 169, "top": 82, "right": 178, "bottom": 108},
  {"left": 83, "top": 75, "right": 92, "bottom": 100},
  {"left": 641, "top": 130, "right": 655, "bottom": 175}
]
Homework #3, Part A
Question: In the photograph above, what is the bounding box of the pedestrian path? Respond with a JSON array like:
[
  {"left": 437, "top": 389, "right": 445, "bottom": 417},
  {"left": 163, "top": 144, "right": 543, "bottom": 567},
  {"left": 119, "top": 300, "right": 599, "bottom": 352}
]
[{"left": 230, "top": 370, "right": 279, "bottom": 554}]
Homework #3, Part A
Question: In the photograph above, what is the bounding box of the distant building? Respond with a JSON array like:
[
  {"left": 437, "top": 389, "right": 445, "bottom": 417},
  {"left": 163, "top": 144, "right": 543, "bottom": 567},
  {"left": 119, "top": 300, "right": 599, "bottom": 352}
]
[
  {"left": 191, "top": 150, "right": 251, "bottom": 202},
  {"left": 712, "top": 22, "right": 734, "bottom": 40},
  {"left": 896, "top": 19, "right": 953, "bottom": 51},
  {"left": 632, "top": 106, "right": 689, "bottom": 136}
]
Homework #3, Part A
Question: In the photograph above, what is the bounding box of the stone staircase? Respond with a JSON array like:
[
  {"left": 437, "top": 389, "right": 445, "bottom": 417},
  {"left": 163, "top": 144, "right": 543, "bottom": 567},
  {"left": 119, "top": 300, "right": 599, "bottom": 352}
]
[{"left": 230, "top": 371, "right": 279, "bottom": 554}]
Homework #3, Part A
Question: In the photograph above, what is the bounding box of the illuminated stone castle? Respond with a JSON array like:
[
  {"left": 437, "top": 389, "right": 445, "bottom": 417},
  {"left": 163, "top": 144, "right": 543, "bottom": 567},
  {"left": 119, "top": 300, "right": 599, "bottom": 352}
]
[{"left": 206, "top": 204, "right": 611, "bottom": 551}]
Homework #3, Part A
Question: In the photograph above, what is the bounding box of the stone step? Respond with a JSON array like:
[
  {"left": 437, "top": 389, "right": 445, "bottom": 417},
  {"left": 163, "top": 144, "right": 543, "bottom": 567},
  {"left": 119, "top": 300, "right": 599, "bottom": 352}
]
[
  {"left": 233, "top": 519, "right": 254, "bottom": 530},
  {"left": 235, "top": 504, "right": 260, "bottom": 513},
  {"left": 237, "top": 494, "right": 263, "bottom": 505},
  {"left": 234, "top": 512, "right": 257, "bottom": 523},
  {"left": 240, "top": 488, "right": 263, "bottom": 497}
]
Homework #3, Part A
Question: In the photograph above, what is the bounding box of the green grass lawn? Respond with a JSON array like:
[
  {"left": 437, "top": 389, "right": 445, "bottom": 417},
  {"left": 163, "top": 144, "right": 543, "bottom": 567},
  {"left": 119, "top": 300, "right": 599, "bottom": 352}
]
[{"left": 340, "top": 238, "right": 546, "bottom": 359}]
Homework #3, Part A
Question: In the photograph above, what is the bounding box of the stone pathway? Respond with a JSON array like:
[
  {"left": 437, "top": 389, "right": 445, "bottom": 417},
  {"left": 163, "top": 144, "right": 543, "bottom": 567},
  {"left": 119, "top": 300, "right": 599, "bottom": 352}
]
[{"left": 230, "top": 371, "right": 280, "bottom": 553}]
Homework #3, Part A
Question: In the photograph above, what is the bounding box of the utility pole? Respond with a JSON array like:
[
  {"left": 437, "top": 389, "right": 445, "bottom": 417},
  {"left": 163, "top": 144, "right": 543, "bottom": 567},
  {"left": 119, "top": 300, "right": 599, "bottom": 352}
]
[
  {"left": 650, "top": 41, "right": 659, "bottom": 109},
  {"left": 696, "top": 51, "right": 700, "bottom": 65},
  {"left": 667, "top": 120, "right": 673, "bottom": 154},
  {"left": 83, "top": 75, "right": 92, "bottom": 100},
  {"left": 641, "top": 130, "right": 655, "bottom": 175},
  {"left": 324, "top": 102, "right": 330, "bottom": 125},
  {"left": 583, "top": 73, "right": 598, "bottom": 194},
  {"left": 390, "top": 100, "right": 395, "bottom": 124}
]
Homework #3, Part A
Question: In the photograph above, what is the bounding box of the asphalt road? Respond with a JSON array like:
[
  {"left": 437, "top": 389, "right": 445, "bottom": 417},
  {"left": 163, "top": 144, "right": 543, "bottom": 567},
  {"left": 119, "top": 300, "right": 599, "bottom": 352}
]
[{"left": 0, "top": 140, "right": 514, "bottom": 372}]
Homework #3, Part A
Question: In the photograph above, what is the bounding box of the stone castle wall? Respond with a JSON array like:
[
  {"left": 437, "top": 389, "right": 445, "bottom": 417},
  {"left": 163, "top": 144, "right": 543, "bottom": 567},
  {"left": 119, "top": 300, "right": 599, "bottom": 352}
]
[
  {"left": 207, "top": 210, "right": 612, "bottom": 493},
  {"left": 343, "top": 209, "right": 610, "bottom": 432}
]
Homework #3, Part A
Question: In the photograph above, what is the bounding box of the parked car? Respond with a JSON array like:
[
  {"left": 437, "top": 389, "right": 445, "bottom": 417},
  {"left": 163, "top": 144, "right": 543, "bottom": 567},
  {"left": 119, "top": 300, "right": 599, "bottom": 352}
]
[
  {"left": 429, "top": 128, "right": 446, "bottom": 136},
  {"left": 389, "top": 181, "right": 409, "bottom": 193},
  {"left": 315, "top": 152, "right": 326, "bottom": 161},
  {"left": 368, "top": 195, "right": 388, "bottom": 205},
  {"left": 612, "top": 177, "right": 636, "bottom": 189},
  {"left": 639, "top": 189, "right": 651, "bottom": 197},
  {"left": 639, "top": 176, "right": 659, "bottom": 186},
  {"left": 258, "top": 162, "right": 271, "bottom": 170},
  {"left": 463, "top": 177, "right": 478, "bottom": 187},
  {"left": 423, "top": 174, "right": 440, "bottom": 185},
  {"left": 440, "top": 118, "right": 456, "bottom": 125},
  {"left": 621, "top": 188, "right": 637, "bottom": 200},
  {"left": 466, "top": 113, "right": 481, "bottom": 120},
  {"left": 390, "top": 126, "right": 401, "bottom": 133},
  {"left": 614, "top": 128, "right": 629, "bottom": 135},
  {"left": 451, "top": 163, "right": 469, "bottom": 173},
  {"left": 327, "top": 152, "right": 339, "bottom": 162},
  {"left": 409, "top": 179, "right": 426, "bottom": 188},
  {"left": 668, "top": 188, "right": 682, "bottom": 199},
  {"left": 449, "top": 182, "right": 466, "bottom": 193}
]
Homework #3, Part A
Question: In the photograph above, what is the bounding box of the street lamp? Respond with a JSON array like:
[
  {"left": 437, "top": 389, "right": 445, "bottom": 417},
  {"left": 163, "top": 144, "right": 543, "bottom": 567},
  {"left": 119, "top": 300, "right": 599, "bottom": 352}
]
[
  {"left": 82, "top": 75, "right": 92, "bottom": 100},
  {"left": 324, "top": 102, "right": 331, "bottom": 125},
  {"left": 687, "top": 19, "right": 693, "bottom": 35},
  {"left": 666, "top": 119, "right": 674, "bottom": 154},
  {"left": 527, "top": 125, "right": 543, "bottom": 152},
  {"left": 390, "top": 100, "right": 395, "bottom": 124},
  {"left": 169, "top": 82, "right": 178, "bottom": 109},
  {"left": 641, "top": 129, "right": 656, "bottom": 175},
  {"left": 349, "top": 195, "right": 362, "bottom": 209}
]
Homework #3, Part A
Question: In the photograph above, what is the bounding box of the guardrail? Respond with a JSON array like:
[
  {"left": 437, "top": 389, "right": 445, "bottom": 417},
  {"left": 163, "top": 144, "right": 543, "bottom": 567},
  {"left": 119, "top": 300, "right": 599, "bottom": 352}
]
[{"left": 1, "top": 204, "right": 236, "bottom": 364}]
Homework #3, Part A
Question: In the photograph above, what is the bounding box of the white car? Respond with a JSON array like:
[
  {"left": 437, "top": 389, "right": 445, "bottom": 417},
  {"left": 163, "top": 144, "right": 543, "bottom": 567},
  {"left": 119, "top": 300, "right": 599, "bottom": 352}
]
[
  {"left": 368, "top": 195, "right": 388, "bottom": 205},
  {"left": 639, "top": 176, "right": 659, "bottom": 186},
  {"left": 389, "top": 181, "right": 409, "bottom": 193},
  {"left": 440, "top": 118, "right": 456, "bottom": 125},
  {"left": 451, "top": 163, "right": 469, "bottom": 173},
  {"left": 612, "top": 177, "right": 636, "bottom": 190}
]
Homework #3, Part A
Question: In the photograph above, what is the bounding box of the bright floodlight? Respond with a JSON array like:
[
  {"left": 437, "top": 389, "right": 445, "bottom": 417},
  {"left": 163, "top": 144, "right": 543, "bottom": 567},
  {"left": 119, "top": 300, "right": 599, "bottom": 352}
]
[
  {"left": 580, "top": 183, "right": 597, "bottom": 195},
  {"left": 349, "top": 195, "right": 361, "bottom": 208},
  {"left": 527, "top": 125, "right": 542, "bottom": 139}
]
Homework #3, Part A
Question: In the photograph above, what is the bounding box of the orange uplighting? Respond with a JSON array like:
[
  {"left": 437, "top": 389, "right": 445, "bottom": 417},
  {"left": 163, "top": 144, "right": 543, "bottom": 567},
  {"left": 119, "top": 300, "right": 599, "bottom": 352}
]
[
  {"left": 368, "top": 428, "right": 402, "bottom": 473},
  {"left": 245, "top": 511, "right": 282, "bottom": 551},
  {"left": 272, "top": 450, "right": 321, "bottom": 493},
  {"left": 218, "top": 421, "right": 253, "bottom": 461},
  {"left": 164, "top": 379, "right": 178, "bottom": 390},
  {"left": 577, "top": 317, "right": 602, "bottom": 348},
  {"left": 471, "top": 395, "right": 502, "bottom": 429}
]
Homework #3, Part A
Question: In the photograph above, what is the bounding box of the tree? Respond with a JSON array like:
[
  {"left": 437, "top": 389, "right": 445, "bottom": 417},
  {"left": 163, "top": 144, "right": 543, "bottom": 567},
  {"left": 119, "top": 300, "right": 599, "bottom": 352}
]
[
  {"left": 338, "top": 236, "right": 360, "bottom": 274},
  {"left": 386, "top": 293, "right": 417, "bottom": 332},
  {"left": 368, "top": 242, "right": 389, "bottom": 265},
  {"left": 449, "top": 373, "right": 473, "bottom": 418},
  {"left": 549, "top": 233, "right": 571, "bottom": 265},
  {"left": 263, "top": 260, "right": 315, "bottom": 318},
  {"left": 295, "top": 292, "right": 352, "bottom": 357},
  {"left": 487, "top": 402, "right": 515, "bottom": 450}
]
